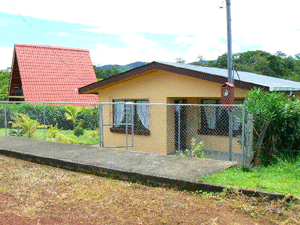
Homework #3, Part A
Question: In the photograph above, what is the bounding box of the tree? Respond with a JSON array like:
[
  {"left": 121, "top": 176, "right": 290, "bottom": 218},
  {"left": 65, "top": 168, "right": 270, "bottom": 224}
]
[
  {"left": 252, "top": 56, "right": 272, "bottom": 75},
  {"left": 175, "top": 57, "right": 186, "bottom": 64},
  {"left": 0, "top": 68, "right": 10, "bottom": 101},
  {"left": 294, "top": 53, "right": 300, "bottom": 60},
  {"left": 275, "top": 51, "right": 287, "bottom": 59},
  {"left": 64, "top": 105, "right": 84, "bottom": 129},
  {"left": 94, "top": 66, "right": 123, "bottom": 81},
  {"left": 197, "top": 55, "right": 205, "bottom": 61},
  {"left": 215, "top": 53, "right": 228, "bottom": 68}
]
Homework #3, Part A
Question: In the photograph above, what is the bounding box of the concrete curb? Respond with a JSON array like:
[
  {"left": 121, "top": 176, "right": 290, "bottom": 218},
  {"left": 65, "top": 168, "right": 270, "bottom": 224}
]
[{"left": 0, "top": 148, "right": 291, "bottom": 201}]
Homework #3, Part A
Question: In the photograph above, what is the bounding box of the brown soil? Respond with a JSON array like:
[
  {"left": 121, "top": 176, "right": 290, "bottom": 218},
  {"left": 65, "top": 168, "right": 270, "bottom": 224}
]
[{"left": 0, "top": 155, "right": 299, "bottom": 225}]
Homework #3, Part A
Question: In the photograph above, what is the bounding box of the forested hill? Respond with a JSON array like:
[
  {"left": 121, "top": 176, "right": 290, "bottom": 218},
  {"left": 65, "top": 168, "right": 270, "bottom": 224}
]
[
  {"left": 95, "top": 51, "right": 300, "bottom": 82},
  {"left": 94, "top": 61, "right": 148, "bottom": 80},
  {"left": 1, "top": 51, "right": 300, "bottom": 101},
  {"left": 192, "top": 50, "right": 300, "bottom": 82}
]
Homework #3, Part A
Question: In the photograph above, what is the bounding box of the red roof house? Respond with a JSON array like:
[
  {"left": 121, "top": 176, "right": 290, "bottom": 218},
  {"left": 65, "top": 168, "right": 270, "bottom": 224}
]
[{"left": 8, "top": 44, "right": 99, "bottom": 104}]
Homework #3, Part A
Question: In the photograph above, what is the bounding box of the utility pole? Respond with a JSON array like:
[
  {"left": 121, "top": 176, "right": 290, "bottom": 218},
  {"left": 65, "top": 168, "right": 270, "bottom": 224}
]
[
  {"left": 226, "top": 0, "right": 233, "bottom": 84},
  {"left": 226, "top": 0, "right": 234, "bottom": 161}
]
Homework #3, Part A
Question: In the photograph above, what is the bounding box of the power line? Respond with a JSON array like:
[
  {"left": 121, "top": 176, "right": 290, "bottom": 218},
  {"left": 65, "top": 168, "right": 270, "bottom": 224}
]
[{"left": 7, "top": 1, "right": 88, "bottom": 85}]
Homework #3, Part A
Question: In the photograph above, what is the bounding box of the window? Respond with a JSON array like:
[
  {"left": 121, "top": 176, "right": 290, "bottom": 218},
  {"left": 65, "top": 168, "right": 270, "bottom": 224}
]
[
  {"left": 110, "top": 100, "right": 150, "bottom": 135},
  {"left": 198, "top": 99, "right": 243, "bottom": 136}
]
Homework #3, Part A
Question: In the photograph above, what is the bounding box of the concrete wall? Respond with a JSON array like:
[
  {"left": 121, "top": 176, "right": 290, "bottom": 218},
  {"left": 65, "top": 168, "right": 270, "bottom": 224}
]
[{"left": 96, "top": 70, "right": 248, "bottom": 155}]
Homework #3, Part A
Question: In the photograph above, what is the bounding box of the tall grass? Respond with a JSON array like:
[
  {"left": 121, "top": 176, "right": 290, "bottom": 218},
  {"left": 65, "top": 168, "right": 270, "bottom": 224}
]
[
  {"left": 199, "top": 157, "right": 300, "bottom": 196},
  {"left": 0, "top": 128, "right": 99, "bottom": 145}
]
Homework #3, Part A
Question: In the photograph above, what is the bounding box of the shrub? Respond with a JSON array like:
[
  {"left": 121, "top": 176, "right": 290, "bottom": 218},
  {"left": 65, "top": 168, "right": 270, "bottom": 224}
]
[
  {"left": 74, "top": 125, "right": 84, "bottom": 137},
  {"left": 55, "top": 133, "right": 74, "bottom": 143},
  {"left": 47, "top": 124, "right": 60, "bottom": 138},
  {"left": 0, "top": 103, "right": 99, "bottom": 130},
  {"left": 189, "top": 138, "right": 205, "bottom": 158},
  {"left": 244, "top": 88, "right": 300, "bottom": 166},
  {"left": 176, "top": 138, "right": 205, "bottom": 158},
  {"left": 9, "top": 113, "right": 40, "bottom": 138}
]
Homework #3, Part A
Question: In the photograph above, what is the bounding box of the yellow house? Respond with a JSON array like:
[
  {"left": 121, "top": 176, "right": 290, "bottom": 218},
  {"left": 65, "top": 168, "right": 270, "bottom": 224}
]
[{"left": 79, "top": 61, "right": 300, "bottom": 155}]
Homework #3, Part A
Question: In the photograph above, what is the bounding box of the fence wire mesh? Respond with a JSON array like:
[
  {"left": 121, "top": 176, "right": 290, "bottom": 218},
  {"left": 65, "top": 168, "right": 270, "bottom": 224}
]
[{"left": 0, "top": 101, "right": 245, "bottom": 164}]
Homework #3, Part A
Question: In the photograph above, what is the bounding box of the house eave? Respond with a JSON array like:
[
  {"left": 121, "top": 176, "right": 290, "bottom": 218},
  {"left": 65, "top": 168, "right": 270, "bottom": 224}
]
[{"left": 79, "top": 61, "right": 269, "bottom": 94}]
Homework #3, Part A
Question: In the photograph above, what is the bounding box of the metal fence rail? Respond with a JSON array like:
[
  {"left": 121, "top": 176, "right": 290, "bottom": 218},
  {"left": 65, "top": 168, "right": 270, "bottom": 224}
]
[{"left": 0, "top": 101, "right": 245, "bottom": 165}]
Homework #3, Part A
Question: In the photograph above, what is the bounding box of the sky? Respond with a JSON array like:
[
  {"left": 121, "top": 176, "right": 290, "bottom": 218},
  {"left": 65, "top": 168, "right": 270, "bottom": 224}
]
[{"left": 0, "top": 0, "right": 299, "bottom": 69}]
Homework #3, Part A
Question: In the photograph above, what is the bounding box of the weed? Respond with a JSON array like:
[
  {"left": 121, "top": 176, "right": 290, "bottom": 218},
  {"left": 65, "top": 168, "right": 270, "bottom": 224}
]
[{"left": 47, "top": 124, "right": 60, "bottom": 138}]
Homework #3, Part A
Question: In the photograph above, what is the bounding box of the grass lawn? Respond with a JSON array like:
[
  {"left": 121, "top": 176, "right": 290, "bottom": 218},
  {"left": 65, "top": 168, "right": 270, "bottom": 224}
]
[
  {"left": 199, "top": 158, "right": 300, "bottom": 197},
  {"left": 0, "top": 128, "right": 99, "bottom": 145},
  {"left": 0, "top": 155, "right": 299, "bottom": 224}
]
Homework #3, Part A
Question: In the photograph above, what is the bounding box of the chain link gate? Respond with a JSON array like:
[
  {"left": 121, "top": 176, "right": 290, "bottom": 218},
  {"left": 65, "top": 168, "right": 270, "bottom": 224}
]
[{"left": 99, "top": 102, "right": 135, "bottom": 150}]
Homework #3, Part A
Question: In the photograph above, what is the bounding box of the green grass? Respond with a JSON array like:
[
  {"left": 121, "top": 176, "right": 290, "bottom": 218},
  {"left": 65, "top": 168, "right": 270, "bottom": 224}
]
[
  {"left": 0, "top": 128, "right": 99, "bottom": 145},
  {"left": 199, "top": 158, "right": 300, "bottom": 197}
]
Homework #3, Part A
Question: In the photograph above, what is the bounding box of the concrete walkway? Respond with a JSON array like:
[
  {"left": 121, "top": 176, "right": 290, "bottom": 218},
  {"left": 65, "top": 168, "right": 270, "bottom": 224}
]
[{"left": 0, "top": 136, "right": 237, "bottom": 191}]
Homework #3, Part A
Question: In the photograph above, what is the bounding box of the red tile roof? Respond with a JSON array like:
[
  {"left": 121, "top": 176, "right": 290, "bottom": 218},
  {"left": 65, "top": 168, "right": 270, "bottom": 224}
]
[{"left": 13, "top": 43, "right": 99, "bottom": 103}]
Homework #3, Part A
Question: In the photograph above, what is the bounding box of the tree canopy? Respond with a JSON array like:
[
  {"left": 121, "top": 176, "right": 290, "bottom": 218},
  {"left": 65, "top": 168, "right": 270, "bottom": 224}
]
[
  {"left": 94, "top": 66, "right": 124, "bottom": 81},
  {"left": 0, "top": 68, "right": 10, "bottom": 101},
  {"left": 1, "top": 50, "right": 300, "bottom": 101},
  {"left": 203, "top": 50, "right": 300, "bottom": 81}
]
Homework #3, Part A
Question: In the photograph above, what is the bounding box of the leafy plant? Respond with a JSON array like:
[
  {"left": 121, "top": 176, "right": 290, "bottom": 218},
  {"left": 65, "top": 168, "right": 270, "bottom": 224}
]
[
  {"left": 189, "top": 138, "right": 205, "bottom": 158},
  {"left": 55, "top": 133, "right": 74, "bottom": 143},
  {"left": 64, "top": 105, "right": 84, "bottom": 129},
  {"left": 9, "top": 113, "right": 40, "bottom": 138},
  {"left": 74, "top": 125, "right": 84, "bottom": 137},
  {"left": 176, "top": 138, "right": 205, "bottom": 158},
  {"left": 91, "top": 128, "right": 99, "bottom": 138},
  {"left": 244, "top": 88, "right": 300, "bottom": 166},
  {"left": 47, "top": 124, "right": 60, "bottom": 138},
  {"left": 0, "top": 68, "right": 10, "bottom": 101}
]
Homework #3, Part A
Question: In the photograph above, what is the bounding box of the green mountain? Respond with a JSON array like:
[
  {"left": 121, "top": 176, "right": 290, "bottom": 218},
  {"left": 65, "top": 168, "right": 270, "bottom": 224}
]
[{"left": 99, "top": 61, "right": 148, "bottom": 70}]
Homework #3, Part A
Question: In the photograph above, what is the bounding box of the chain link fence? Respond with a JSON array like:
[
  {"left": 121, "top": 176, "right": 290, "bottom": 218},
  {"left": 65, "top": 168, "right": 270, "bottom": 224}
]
[{"left": 0, "top": 101, "right": 245, "bottom": 164}]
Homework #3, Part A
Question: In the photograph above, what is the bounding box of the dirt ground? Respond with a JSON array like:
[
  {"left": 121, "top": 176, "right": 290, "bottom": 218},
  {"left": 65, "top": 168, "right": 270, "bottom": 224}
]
[{"left": 0, "top": 155, "right": 299, "bottom": 225}]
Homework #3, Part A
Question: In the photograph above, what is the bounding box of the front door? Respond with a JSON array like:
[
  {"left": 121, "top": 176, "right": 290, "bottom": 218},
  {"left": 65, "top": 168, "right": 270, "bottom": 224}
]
[{"left": 174, "top": 99, "right": 187, "bottom": 151}]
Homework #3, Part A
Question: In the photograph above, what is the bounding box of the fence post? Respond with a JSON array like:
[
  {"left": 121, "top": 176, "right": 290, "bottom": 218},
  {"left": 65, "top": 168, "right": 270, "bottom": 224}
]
[
  {"left": 176, "top": 105, "right": 181, "bottom": 151},
  {"left": 228, "top": 108, "right": 233, "bottom": 161},
  {"left": 4, "top": 102, "right": 7, "bottom": 136},
  {"left": 43, "top": 103, "right": 46, "bottom": 140},
  {"left": 99, "top": 104, "right": 104, "bottom": 147},
  {"left": 245, "top": 114, "right": 254, "bottom": 168},
  {"left": 241, "top": 106, "right": 246, "bottom": 167}
]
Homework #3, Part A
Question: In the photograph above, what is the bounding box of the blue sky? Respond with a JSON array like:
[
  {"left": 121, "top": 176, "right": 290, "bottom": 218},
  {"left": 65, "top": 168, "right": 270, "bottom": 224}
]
[{"left": 0, "top": 0, "right": 300, "bottom": 69}]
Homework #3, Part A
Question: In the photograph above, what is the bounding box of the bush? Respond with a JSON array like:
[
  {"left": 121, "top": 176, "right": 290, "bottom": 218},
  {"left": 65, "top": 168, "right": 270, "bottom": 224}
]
[
  {"left": 47, "top": 124, "right": 60, "bottom": 138},
  {"left": 0, "top": 103, "right": 99, "bottom": 130},
  {"left": 244, "top": 88, "right": 300, "bottom": 166},
  {"left": 9, "top": 113, "right": 40, "bottom": 138},
  {"left": 55, "top": 133, "right": 74, "bottom": 143},
  {"left": 176, "top": 138, "right": 205, "bottom": 158},
  {"left": 74, "top": 125, "right": 84, "bottom": 137},
  {"left": 189, "top": 138, "right": 205, "bottom": 158}
]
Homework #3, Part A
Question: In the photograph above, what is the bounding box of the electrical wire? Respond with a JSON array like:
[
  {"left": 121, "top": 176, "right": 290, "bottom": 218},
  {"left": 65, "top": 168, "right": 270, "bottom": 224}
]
[
  {"left": 233, "top": 64, "right": 241, "bottom": 82},
  {"left": 7, "top": 1, "right": 88, "bottom": 85}
]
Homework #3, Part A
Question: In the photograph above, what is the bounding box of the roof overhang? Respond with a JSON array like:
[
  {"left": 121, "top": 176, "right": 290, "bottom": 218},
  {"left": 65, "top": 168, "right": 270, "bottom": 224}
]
[
  {"left": 269, "top": 86, "right": 300, "bottom": 92},
  {"left": 78, "top": 61, "right": 269, "bottom": 94}
]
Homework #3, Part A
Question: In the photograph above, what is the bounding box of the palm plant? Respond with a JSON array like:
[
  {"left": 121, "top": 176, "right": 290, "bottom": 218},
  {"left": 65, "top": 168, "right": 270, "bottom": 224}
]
[
  {"left": 64, "top": 105, "right": 84, "bottom": 128},
  {"left": 9, "top": 113, "right": 40, "bottom": 138}
]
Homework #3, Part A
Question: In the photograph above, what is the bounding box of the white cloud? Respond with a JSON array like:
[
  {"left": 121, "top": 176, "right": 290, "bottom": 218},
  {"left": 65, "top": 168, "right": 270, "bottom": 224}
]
[
  {"left": 173, "top": 34, "right": 227, "bottom": 62},
  {"left": 1, "top": 0, "right": 226, "bottom": 35},
  {"left": 90, "top": 33, "right": 181, "bottom": 65},
  {"left": 1, "top": 0, "right": 300, "bottom": 66},
  {"left": 0, "top": 47, "right": 14, "bottom": 70}
]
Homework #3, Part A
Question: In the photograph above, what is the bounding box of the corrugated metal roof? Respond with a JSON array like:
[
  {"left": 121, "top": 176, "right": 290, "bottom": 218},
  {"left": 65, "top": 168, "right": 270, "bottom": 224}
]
[{"left": 158, "top": 61, "right": 300, "bottom": 91}]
